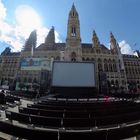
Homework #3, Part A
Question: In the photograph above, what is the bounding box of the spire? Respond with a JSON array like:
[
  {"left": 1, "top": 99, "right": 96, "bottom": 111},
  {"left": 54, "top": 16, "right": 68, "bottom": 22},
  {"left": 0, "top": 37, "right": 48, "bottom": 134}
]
[
  {"left": 45, "top": 26, "right": 55, "bottom": 47},
  {"left": 110, "top": 32, "right": 117, "bottom": 50},
  {"left": 72, "top": 3, "right": 75, "bottom": 10},
  {"left": 24, "top": 30, "right": 37, "bottom": 51},
  {"left": 66, "top": 4, "right": 81, "bottom": 48},
  {"left": 69, "top": 3, "right": 78, "bottom": 18},
  {"left": 92, "top": 30, "right": 100, "bottom": 47},
  {"left": 110, "top": 32, "right": 124, "bottom": 70}
]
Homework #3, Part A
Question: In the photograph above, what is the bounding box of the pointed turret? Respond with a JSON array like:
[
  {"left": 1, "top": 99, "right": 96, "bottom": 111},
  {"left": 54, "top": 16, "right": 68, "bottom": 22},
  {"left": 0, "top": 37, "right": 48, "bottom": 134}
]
[
  {"left": 92, "top": 30, "right": 100, "bottom": 47},
  {"left": 69, "top": 3, "right": 79, "bottom": 18},
  {"left": 64, "top": 4, "right": 82, "bottom": 61},
  {"left": 110, "top": 32, "right": 117, "bottom": 50},
  {"left": 66, "top": 3, "right": 81, "bottom": 48},
  {"left": 110, "top": 32, "right": 125, "bottom": 70},
  {"left": 24, "top": 30, "right": 37, "bottom": 51},
  {"left": 45, "top": 26, "right": 55, "bottom": 47}
]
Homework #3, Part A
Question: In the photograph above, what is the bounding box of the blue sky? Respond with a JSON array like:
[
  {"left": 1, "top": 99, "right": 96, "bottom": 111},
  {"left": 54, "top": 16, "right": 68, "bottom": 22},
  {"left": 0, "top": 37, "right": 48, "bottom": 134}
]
[{"left": 0, "top": 0, "right": 140, "bottom": 54}]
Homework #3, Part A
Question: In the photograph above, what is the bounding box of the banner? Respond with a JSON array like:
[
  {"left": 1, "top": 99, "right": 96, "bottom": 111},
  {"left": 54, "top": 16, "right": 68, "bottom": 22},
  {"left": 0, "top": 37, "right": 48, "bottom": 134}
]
[{"left": 20, "top": 58, "right": 53, "bottom": 71}]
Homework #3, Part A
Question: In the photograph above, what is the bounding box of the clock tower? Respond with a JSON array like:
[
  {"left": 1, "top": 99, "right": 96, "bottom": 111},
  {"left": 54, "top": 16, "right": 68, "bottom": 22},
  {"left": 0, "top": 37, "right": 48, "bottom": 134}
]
[{"left": 65, "top": 4, "right": 82, "bottom": 61}]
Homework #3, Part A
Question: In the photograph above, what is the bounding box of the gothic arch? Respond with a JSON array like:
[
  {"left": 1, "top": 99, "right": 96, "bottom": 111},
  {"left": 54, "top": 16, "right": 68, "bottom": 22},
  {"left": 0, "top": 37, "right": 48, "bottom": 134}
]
[
  {"left": 104, "top": 59, "right": 108, "bottom": 72},
  {"left": 86, "top": 57, "right": 90, "bottom": 61},
  {"left": 71, "top": 52, "right": 77, "bottom": 61},
  {"left": 82, "top": 57, "right": 85, "bottom": 61},
  {"left": 55, "top": 56, "right": 60, "bottom": 60},
  {"left": 98, "top": 58, "right": 102, "bottom": 71}
]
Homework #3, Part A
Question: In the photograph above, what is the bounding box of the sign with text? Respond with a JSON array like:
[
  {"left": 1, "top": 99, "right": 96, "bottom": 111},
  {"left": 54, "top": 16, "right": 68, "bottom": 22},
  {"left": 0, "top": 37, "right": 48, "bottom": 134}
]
[{"left": 20, "top": 58, "right": 53, "bottom": 71}]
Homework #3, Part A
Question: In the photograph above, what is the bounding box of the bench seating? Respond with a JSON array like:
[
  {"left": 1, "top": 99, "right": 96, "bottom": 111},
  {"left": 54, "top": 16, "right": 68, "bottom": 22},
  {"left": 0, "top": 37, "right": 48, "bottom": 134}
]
[
  {"left": 0, "top": 120, "right": 58, "bottom": 140},
  {"left": 5, "top": 111, "right": 62, "bottom": 128}
]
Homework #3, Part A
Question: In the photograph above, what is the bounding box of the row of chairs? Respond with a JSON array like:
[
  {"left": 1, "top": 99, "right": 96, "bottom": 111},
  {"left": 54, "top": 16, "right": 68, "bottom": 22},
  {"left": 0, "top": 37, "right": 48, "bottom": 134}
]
[
  {"left": 39, "top": 99, "right": 133, "bottom": 106},
  {"left": 2, "top": 114, "right": 140, "bottom": 140},
  {"left": 5, "top": 109, "right": 140, "bottom": 128},
  {"left": 37, "top": 99, "right": 136, "bottom": 110},
  {"left": 27, "top": 101, "right": 140, "bottom": 113},
  {"left": 0, "top": 93, "right": 20, "bottom": 105},
  {"left": 5, "top": 95, "right": 20, "bottom": 103},
  {"left": 20, "top": 104, "right": 140, "bottom": 119},
  {"left": 8, "top": 91, "right": 38, "bottom": 99},
  {"left": 2, "top": 98, "right": 140, "bottom": 139}
]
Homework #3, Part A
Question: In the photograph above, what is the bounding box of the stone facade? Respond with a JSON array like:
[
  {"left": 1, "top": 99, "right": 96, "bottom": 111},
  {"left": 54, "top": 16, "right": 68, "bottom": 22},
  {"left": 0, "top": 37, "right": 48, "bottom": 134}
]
[
  {"left": 0, "top": 47, "right": 20, "bottom": 89},
  {"left": 0, "top": 4, "right": 139, "bottom": 92},
  {"left": 123, "top": 54, "right": 140, "bottom": 92}
]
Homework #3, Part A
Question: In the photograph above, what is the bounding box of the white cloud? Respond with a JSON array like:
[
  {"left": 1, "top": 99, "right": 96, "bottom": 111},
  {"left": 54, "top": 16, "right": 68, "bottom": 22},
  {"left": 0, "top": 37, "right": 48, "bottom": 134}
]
[
  {"left": 119, "top": 40, "right": 133, "bottom": 55},
  {"left": 0, "top": 0, "right": 6, "bottom": 20},
  {"left": 0, "top": 1, "right": 61, "bottom": 52},
  {"left": 55, "top": 31, "right": 62, "bottom": 43},
  {"left": 37, "top": 27, "right": 49, "bottom": 46},
  {"left": 15, "top": 5, "right": 42, "bottom": 29}
]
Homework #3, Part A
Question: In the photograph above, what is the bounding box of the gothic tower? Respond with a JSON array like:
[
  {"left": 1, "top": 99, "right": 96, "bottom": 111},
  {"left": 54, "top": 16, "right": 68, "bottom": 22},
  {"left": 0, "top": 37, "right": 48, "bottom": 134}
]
[
  {"left": 110, "top": 32, "right": 127, "bottom": 89},
  {"left": 92, "top": 30, "right": 100, "bottom": 48},
  {"left": 110, "top": 32, "right": 125, "bottom": 70},
  {"left": 45, "top": 26, "right": 55, "bottom": 47},
  {"left": 110, "top": 32, "right": 118, "bottom": 53},
  {"left": 23, "top": 30, "right": 37, "bottom": 52},
  {"left": 65, "top": 4, "right": 82, "bottom": 61}
]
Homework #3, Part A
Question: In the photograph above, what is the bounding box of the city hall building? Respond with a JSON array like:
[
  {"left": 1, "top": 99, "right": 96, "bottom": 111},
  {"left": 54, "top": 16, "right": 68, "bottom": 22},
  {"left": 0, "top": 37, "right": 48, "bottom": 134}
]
[{"left": 0, "top": 4, "right": 140, "bottom": 92}]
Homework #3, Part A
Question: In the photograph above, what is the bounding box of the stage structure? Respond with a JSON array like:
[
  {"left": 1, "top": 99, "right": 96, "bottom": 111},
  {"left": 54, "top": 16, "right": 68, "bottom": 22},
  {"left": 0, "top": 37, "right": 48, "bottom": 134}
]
[{"left": 51, "top": 61, "right": 96, "bottom": 96}]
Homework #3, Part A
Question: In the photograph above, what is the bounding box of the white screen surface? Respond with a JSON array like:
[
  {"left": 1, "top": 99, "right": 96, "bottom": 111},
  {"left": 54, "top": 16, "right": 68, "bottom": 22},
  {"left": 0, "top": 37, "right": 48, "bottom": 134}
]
[{"left": 52, "top": 62, "right": 95, "bottom": 87}]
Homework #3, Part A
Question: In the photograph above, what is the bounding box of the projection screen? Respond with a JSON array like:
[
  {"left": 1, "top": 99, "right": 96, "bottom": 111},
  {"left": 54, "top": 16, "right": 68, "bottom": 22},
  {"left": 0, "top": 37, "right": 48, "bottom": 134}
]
[{"left": 52, "top": 62, "right": 95, "bottom": 87}]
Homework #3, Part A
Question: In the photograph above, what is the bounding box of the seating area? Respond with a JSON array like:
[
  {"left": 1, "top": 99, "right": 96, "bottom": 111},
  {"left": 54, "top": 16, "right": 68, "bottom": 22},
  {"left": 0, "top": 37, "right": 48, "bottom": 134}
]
[
  {"left": 0, "top": 92, "right": 21, "bottom": 106},
  {"left": 1, "top": 94, "right": 140, "bottom": 139}
]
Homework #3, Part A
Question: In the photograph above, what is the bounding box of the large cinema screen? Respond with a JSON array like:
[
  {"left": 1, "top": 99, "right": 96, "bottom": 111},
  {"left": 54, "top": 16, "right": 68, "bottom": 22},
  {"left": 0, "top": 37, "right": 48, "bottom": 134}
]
[{"left": 52, "top": 61, "right": 95, "bottom": 87}]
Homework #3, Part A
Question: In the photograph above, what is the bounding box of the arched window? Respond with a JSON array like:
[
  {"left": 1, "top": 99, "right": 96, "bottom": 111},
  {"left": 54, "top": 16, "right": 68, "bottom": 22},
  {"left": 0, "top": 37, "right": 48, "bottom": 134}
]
[
  {"left": 115, "top": 80, "right": 119, "bottom": 86},
  {"left": 104, "top": 63, "right": 108, "bottom": 72},
  {"left": 55, "top": 56, "right": 60, "bottom": 60},
  {"left": 86, "top": 57, "right": 90, "bottom": 61},
  {"left": 104, "top": 59, "right": 108, "bottom": 72},
  {"left": 71, "top": 26, "right": 76, "bottom": 37},
  {"left": 71, "top": 52, "right": 77, "bottom": 62},
  {"left": 72, "top": 11, "right": 75, "bottom": 16},
  {"left": 98, "top": 59, "right": 102, "bottom": 71},
  {"left": 113, "top": 64, "right": 117, "bottom": 72},
  {"left": 111, "top": 80, "right": 114, "bottom": 86},
  {"left": 112, "top": 59, "right": 117, "bottom": 72},
  {"left": 98, "top": 63, "right": 102, "bottom": 71},
  {"left": 109, "top": 64, "right": 113, "bottom": 72},
  {"left": 107, "top": 80, "right": 111, "bottom": 88},
  {"left": 82, "top": 57, "right": 85, "bottom": 61}
]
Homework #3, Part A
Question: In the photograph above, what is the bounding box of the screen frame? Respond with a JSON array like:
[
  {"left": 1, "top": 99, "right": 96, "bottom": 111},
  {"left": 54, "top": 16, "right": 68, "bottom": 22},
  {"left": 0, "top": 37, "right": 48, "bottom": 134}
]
[{"left": 50, "top": 61, "right": 96, "bottom": 94}]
